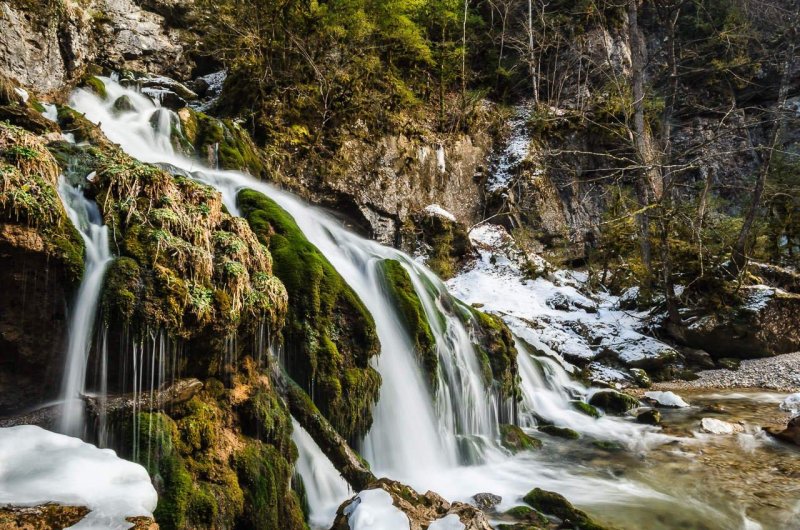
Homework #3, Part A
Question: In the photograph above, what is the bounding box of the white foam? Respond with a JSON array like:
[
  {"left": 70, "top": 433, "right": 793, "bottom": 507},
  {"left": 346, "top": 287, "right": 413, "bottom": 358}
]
[{"left": 346, "top": 489, "right": 409, "bottom": 530}]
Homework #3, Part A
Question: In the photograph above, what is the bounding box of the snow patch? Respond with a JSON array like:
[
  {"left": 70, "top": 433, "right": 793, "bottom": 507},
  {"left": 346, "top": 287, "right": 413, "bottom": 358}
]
[
  {"left": 644, "top": 391, "right": 690, "bottom": 408},
  {"left": 436, "top": 145, "right": 446, "bottom": 174},
  {"left": 0, "top": 425, "right": 157, "bottom": 529},
  {"left": 446, "top": 223, "right": 678, "bottom": 370},
  {"left": 487, "top": 104, "right": 532, "bottom": 193},
  {"left": 346, "top": 488, "right": 409, "bottom": 530},
  {"left": 428, "top": 514, "right": 465, "bottom": 530},
  {"left": 42, "top": 103, "right": 58, "bottom": 122},
  {"left": 423, "top": 204, "right": 456, "bottom": 222}
]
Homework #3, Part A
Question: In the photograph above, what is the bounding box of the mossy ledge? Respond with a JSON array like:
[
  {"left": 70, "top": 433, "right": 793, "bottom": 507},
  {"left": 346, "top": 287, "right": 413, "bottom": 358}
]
[
  {"left": 48, "top": 109, "right": 288, "bottom": 341},
  {"left": 238, "top": 188, "right": 381, "bottom": 441},
  {"left": 0, "top": 121, "right": 84, "bottom": 283},
  {"left": 378, "top": 259, "right": 438, "bottom": 388}
]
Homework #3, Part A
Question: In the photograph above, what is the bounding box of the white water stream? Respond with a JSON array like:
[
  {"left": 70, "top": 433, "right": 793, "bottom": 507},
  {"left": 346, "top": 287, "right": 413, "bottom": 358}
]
[
  {"left": 64, "top": 78, "right": 778, "bottom": 530},
  {"left": 57, "top": 180, "right": 112, "bottom": 437}
]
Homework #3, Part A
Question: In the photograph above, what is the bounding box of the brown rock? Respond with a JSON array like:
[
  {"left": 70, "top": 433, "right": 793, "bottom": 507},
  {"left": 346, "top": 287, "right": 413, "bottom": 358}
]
[{"left": 0, "top": 504, "right": 89, "bottom": 530}]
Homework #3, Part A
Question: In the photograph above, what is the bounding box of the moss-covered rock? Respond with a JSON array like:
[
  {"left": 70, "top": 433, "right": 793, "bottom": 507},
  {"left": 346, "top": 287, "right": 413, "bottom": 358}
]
[
  {"left": 378, "top": 259, "right": 437, "bottom": 386},
  {"left": 571, "top": 400, "right": 601, "bottom": 418},
  {"left": 500, "top": 424, "right": 542, "bottom": 452},
  {"left": 636, "top": 409, "right": 661, "bottom": 426},
  {"left": 588, "top": 390, "right": 639, "bottom": 415},
  {"left": 238, "top": 189, "right": 380, "bottom": 441},
  {"left": 0, "top": 121, "right": 84, "bottom": 281},
  {"left": 523, "top": 488, "right": 608, "bottom": 530},
  {"left": 467, "top": 308, "right": 520, "bottom": 404},
  {"left": 412, "top": 209, "right": 473, "bottom": 280},
  {"left": 177, "top": 107, "right": 266, "bottom": 178},
  {"left": 538, "top": 425, "right": 580, "bottom": 440}
]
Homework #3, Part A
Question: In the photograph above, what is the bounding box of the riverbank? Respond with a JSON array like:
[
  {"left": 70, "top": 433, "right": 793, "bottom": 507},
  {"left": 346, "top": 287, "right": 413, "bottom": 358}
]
[{"left": 653, "top": 352, "right": 800, "bottom": 393}]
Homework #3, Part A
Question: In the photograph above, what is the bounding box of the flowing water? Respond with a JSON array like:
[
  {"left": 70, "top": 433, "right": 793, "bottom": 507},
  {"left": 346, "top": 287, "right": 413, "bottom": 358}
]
[
  {"left": 56, "top": 180, "right": 113, "bottom": 437},
  {"left": 65, "top": 78, "right": 799, "bottom": 529}
]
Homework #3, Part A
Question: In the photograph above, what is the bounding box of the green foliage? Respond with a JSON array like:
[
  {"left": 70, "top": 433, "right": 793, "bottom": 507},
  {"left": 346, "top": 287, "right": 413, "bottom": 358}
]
[
  {"left": 238, "top": 188, "right": 381, "bottom": 441},
  {"left": 378, "top": 259, "right": 437, "bottom": 387}
]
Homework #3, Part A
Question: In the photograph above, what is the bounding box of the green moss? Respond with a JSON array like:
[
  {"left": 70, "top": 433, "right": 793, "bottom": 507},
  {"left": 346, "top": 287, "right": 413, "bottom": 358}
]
[
  {"left": 415, "top": 213, "right": 471, "bottom": 280},
  {"left": 235, "top": 440, "right": 308, "bottom": 530},
  {"left": 503, "top": 505, "right": 549, "bottom": 526},
  {"left": 83, "top": 76, "right": 107, "bottom": 99},
  {"left": 186, "top": 110, "right": 266, "bottom": 177},
  {"left": 468, "top": 308, "right": 520, "bottom": 402},
  {"left": 571, "top": 400, "right": 600, "bottom": 418},
  {"left": 0, "top": 122, "right": 84, "bottom": 283},
  {"left": 538, "top": 425, "right": 580, "bottom": 440},
  {"left": 523, "top": 488, "right": 607, "bottom": 530},
  {"left": 588, "top": 390, "right": 639, "bottom": 415},
  {"left": 591, "top": 440, "right": 624, "bottom": 452},
  {"left": 378, "top": 259, "right": 437, "bottom": 386},
  {"left": 238, "top": 189, "right": 380, "bottom": 441},
  {"left": 102, "top": 257, "right": 140, "bottom": 320},
  {"left": 500, "top": 424, "right": 542, "bottom": 453}
]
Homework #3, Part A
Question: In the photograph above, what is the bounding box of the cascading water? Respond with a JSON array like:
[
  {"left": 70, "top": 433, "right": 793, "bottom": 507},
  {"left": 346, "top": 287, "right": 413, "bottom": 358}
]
[
  {"left": 57, "top": 179, "right": 113, "bottom": 437},
  {"left": 291, "top": 419, "right": 351, "bottom": 527},
  {"left": 68, "top": 78, "right": 772, "bottom": 530}
]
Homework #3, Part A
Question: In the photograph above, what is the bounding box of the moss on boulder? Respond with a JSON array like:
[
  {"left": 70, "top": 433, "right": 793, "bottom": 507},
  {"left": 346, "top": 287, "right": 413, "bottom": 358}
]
[
  {"left": 500, "top": 424, "right": 542, "bottom": 453},
  {"left": 177, "top": 107, "right": 266, "bottom": 178},
  {"left": 523, "top": 488, "right": 608, "bottom": 530},
  {"left": 571, "top": 400, "right": 601, "bottom": 418},
  {"left": 588, "top": 390, "right": 639, "bottom": 415},
  {"left": 238, "top": 188, "right": 380, "bottom": 441},
  {"left": 538, "top": 425, "right": 580, "bottom": 440},
  {"left": 412, "top": 209, "right": 473, "bottom": 280},
  {"left": 468, "top": 308, "right": 520, "bottom": 403},
  {"left": 378, "top": 259, "right": 437, "bottom": 387}
]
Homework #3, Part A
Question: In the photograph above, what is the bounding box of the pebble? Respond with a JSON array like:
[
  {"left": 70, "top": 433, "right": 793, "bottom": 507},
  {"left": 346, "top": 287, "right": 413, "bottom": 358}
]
[{"left": 654, "top": 352, "right": 800, "bottom": 392}]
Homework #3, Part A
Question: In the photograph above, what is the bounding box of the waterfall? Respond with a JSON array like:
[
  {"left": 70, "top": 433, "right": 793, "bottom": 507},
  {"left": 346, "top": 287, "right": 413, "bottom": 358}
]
[
  {"left": 291, "top": 419, "right": 351, "bottom": 527},
  {"left": 69, "top": 77, "right": 504, "bottom": 480},
  {"left": 69, "top": 77, "right": 711, "bottom": 528},
  {"left": 57, "top": 179, "right": 112, "bottom": 437}
]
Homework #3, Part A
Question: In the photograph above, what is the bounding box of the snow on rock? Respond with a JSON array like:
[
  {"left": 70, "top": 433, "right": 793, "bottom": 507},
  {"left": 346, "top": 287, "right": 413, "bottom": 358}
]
[
  {"left": 14, "top": 87, "right": 29, "bottom": 103},
  {"left": 0, "top": 425, "right": 157, "bottom": 530},
  {"left": 644, "top": 391, "right": 690, "bottom": 408},
  {"left": 700, "top": 418, "right": 744, "bottom": 435},
  {"left": 428, "top": 514, "right": 466, "bottom": 530},
  {"left": 423, "top": 204, "right": 456, "bottom": 222},
  {"left": 446, "top": 223, "right": 678, "bottom": 372},
  {"left": 780, "top": 393, "right": 800, "bottom": 417},
  {"left": 346, "top": 488, "right": 410, "bottom": 530},
  {"left": 486, "top": 104, "right": 532, "bottom": 193},
  {"left": 742, "top": 285, "right": 776, "bottom": 312}
]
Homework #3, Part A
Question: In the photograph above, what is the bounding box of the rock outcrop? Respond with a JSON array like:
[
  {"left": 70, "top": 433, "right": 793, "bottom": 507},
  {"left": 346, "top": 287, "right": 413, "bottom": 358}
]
[
  {"left": 331, "top": 478, "right": 493, "bottom": 530},
  {"left": 0, "top": 0, "right": 192, "bottom": 97}
]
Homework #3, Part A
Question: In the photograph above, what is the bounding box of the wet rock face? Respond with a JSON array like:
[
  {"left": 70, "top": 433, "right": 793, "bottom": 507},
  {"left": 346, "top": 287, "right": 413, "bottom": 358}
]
[
  {"left": 0, "top": 505, "right": 90, "bottom": 530},
  {"left": 0, "top": 0, "right": 192, "bottom": 96},
  {"left": 0, "top": 229, "right": 71, "bottom": 415}
]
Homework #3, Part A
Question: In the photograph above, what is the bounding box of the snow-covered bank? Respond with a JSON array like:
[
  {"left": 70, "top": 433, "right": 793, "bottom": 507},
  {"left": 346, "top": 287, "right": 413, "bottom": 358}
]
[
  {"left": 0, "top": 426, "right": 157, "bottom": 529},
  {"left": 446, "top": 224, "right": 678, "bottom": 383}
]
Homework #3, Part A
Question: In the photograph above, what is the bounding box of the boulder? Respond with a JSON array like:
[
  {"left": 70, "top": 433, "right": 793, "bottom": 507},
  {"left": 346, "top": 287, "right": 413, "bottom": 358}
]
[
  {"left": 539, "top": 425, "right": 580, "bottom": 440},
  {"left": 767, "top": 416, "right": 800, "bottom": 446},
  {"left": 667, "top": 286, "right": 800, "bottom": 359},
  {"left": 471, "top": 493, "right": 502, "bottom": 512},
  {"left": 636, "top": 409, "right": 662, "bottom": 425},
  {"left": 500, "top": 424, "right": 543, "bottom": 452},
  {"left": 588, "top": 390, "right": 639, "bottom": 415},
  {"left": 630, "top": 368, "right": 652, "bottom": 388},
  {"left": 522, "top": 488, "right": 608, "bottom": 530},
  {"left": 571, "top": 400, "right": 601, "bottom": 418}
]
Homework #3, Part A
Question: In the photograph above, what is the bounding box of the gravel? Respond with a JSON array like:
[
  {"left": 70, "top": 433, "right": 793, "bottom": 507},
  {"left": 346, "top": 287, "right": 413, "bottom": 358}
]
[{"left": 654, "top": 351, "right": 800, "bottom": 392}]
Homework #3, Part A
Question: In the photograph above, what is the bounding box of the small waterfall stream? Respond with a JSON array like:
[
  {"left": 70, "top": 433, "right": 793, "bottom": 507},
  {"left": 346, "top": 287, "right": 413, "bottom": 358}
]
[
  {"left": 56, "top": 179, "right": 112, "bottom": 437},
  {"left": 65, "top": 78, "right": 770, "bottom": 530}
]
